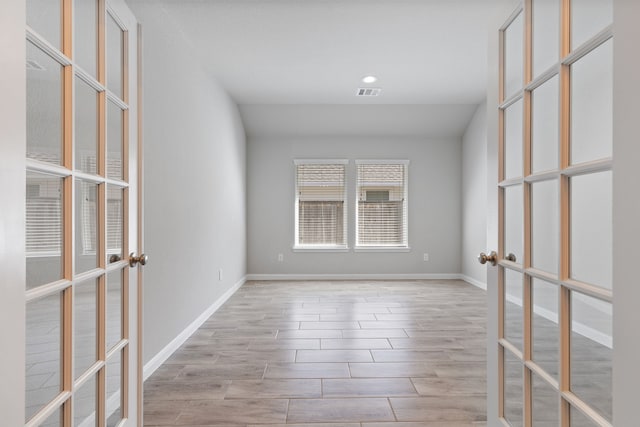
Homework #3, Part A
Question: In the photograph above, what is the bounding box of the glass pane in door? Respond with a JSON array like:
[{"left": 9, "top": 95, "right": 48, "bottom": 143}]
[
  {"left": 505, "top": 269, "right": 523, "bottom": 351},
  {"left": 504, "top": 11, "right": 524, "bottom": 99},
  {"left": 504, "top": 99, "right": 523, "bottom": 180},
  {"left": 107, "top": 101, "right": 124, "bottom": 180},
  {"left": 531, "top": 76, "right": 559, "bottom": 174},
  {"left": 27, "top": 41, "right": 63, "bottom": 165},
  {"left": 74, "top": 0, "right": 98, "bottom": 77},
  {"left": 74, "top": 279, "right": 99, "bottom": 378},
  {"left": 504, "top": 350, "right": 523, "bottom": 427},
  {"left": 504, "top": 185, "right": 523, "bottom": 263},
  {"left": 26, "top": 292, "right": 62, "bottom": 422},
  {"left": 532, "top": 279, "right": 559, "bottom": 378},
  {"left": 532, "top": 372, "right": 558, "bottom": 426},
  {"left": 41, "top": 407, "right": 63, "bottom": 427},
  {"left": 26, "top": 172, "right": 63, "bottom": 289},
  {"left": 106, "top": 270, "right": 123, "bottom": 350},
  {"left": 532, "top": 0, "right": 559, "bottom": 77},
  {"left": 106, "top": 185, "right": 124, "bottom": 261},
  {"left": 106, "top": 350, "right": 124, "bottom": 426},
  {"left": 75, "top": 76, "right": 99, "bottom": 174},
  {"left": 75, "top": 179, "right": 99, "bottom": 274},
  {"left": 571, "top": 292, "right": 612, "bottom": 422},
  {"left": 107, "top": 14, "right": 124, "bottom": 99},
  {"left": 74, "top": 374, "right": 98, "bottom": 427},
  {"left": 27, "top": 0, "right": 62, "bottom": 49},
  {"left": 570, "top": 171, "right": 612, "bottom": 289},
  {"left": 531, "top": 179, "right": 558, "bottom": 275},
  {"left": 571, "top": 0, "right": 613, "bottom": 50},
  {"left": 570, "top": 39, "right": 613, "bottom": 165},
  {"left": 570, "top": 406, "right": 600, "bottom": 427}
]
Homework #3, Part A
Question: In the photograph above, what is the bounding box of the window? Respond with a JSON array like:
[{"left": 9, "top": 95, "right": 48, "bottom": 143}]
[
  {"left": 356, "top": 161, "right": 409, "bottom": 248},
  {"left": 294, "top": 160, "right": 347, "bottom": 249}
]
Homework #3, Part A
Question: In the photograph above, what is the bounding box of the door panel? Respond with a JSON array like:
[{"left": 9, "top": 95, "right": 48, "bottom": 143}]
[
  {"left": 496, "top": 1, "right": 613, "bottom": 425},
  {"left": 24, "top": 0, "right": 140, "bottom": 426}
]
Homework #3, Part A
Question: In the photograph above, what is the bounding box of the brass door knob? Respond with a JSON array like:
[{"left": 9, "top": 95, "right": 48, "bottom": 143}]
[
  {"left": 478, "top": 251, "right": 498, "bottom": 266},
  {"left": 129, "top": 253, "right": 148, "bottom": 267},
  {"left": 505, "top": 253, "right": 517, "bottom": 262}
]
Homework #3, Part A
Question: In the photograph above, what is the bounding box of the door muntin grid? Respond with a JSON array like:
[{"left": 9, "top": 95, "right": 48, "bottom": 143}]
[
  {"left": 25, "top": 1, "right": 133, "bottom": 426},
  {"left": 498, "top": 1, "right": 613, "bottom": 426}
]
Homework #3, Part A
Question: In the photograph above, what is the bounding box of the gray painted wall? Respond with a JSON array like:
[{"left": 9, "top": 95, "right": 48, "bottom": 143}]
[
  {"left": 461, "top": 103, "right": 488, "bottom": 285},
  {"left": 247, "top": 136, "right": 462, "bottom": 276},
  {"left": 128, "top": 4, "right": 247, "bottom": 365}
]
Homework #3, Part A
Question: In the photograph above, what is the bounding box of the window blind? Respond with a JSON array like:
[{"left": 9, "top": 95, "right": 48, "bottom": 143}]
[
  {"left": 295, "top": 162, "right": 347, "bottom": 247},
  {"left": 356, "top": 162, "right": 408, "bottom": 247}
]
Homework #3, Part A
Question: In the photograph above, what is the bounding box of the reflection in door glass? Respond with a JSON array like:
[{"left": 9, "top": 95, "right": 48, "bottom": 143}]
[
  {"left": 504, "top": 185, "right": 523, "bottom": 263},
  {"left": 532, "top": 0, "right": 560, "bottom": 77},
  {"left": 504, "top": 99, "right": 523, "bottom": 180},
  {"left": 532, "top": 372, "right": 559, "bottom": 426},
  {"left": 571, "top": 0, "right": 612, "bottom": 50},
  {"left": 531, "top": 76, "right": 559, "bottom": 173},
  {"left": 532, "top": 279, "right": 559, "bottom": 378},
  {"left": 74, "top": 374, "right": 97, "bottom": 427},
  {"left": 571, "top": 40, "right": 612, "bottom": 165},
  {"left": 27, "top": 41, "right": 63, "bottom": 165},
  {"left": 75, "top": 179, "right": 99, "bottom": 274},
  {"left": 504, "top": 11, "right": 524, "bottom": 99},
  {"left": 26, "top": 172, "right": 63, "bottom": 290},
  {"left": 504, "top": 269, "right": 523, "bottom": 352},
  {"left": 531, "top": 179, "right": 558, "bottom": 275},
  {"left": 74, "top": 279, "right": 98, "bottom": 379},
  {"left": 504, "top": 349, "right": 523, "bottom": 427},
  {"left": 107, "top": 13, "right": 124, "bottom": 99},
  {"left": 75, "top": 76, "right": 99, "bottom": 175},
  {"left": 26, "top": 292, "right": 62, "bottom": 422},
  {"left": 571, "top": 291, "right": 612, "bottom": 422},
  {"left": 570, "top": 171, "right": 612, "bottom": 289},
  {"left": 106, "top": 350, "right": 123, "bottom": 427}
]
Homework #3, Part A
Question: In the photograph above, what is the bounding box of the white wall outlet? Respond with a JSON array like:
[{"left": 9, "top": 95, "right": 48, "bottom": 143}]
[
  {"left": 423, "top": 253, "right": 429, "bottom": 262},
  {"left": 218, "top": 269, "right": 223, "bottom": 281},
  {"left": 277, "top": 253, "right": 284, "bottom": 262}
]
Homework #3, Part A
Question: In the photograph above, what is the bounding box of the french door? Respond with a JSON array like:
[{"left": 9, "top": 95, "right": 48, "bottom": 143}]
[
  {"left": 493, "top": 0, "right": 613, "bottom": 426},
  {"left": 23, "top": 0, "right": 141, "bottom": 426}
]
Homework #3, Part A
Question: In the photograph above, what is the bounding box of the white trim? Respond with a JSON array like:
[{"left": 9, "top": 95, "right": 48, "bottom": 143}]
[
  {"left": 353, "top": 246, "right": 411, "bottom": 253},
  {"left": 354, "top": 159, "right": 410, "bottom": 165},
  {"left": 246, "top": 273, "right": 461, "bottom": 281},
  {"left": 461, "top": 274, "right": 488, "bottom": 290},
  {"left": 293, "top": 158, "right": 349, "bottom": 165},
  {"left": 292, "top": 246, "right": 349, "bottom": 253},
  {"left": 142, "top": 275, "right": 246, "bottom": 381}
]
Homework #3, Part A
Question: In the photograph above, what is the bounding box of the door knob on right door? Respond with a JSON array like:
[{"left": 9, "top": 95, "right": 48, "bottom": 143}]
[
  {"left": 129, "top": 253, "right": 149, "bottom": 267},
  {"left": 478, "top": 251, "right": 498, "bottom": 266}
]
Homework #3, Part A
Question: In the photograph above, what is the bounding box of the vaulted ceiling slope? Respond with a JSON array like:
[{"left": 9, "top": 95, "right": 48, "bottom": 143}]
[{"left": 127, "top": 0, "right": 498, "bottom": 136}]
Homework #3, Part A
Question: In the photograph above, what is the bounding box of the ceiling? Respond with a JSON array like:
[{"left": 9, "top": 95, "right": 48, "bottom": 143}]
[{"left": 128, "top": 0, "right": 498, "bottom": 136}]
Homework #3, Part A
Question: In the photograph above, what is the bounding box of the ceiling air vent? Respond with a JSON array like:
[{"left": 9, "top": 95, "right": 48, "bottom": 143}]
[
  {"left": 26, "top": 59, "right": 46, "bottom": 71},
  {"left": 356, "top": 87, "right": 381, "bottom": 97}
]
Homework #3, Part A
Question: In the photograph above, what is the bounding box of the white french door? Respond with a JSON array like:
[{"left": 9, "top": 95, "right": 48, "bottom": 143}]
[
  {"left": 489, "top": 0, "right": 614, "bottom": 426},
  {"left": 17, "top": 0, "right": 142, "bottom": 426}
]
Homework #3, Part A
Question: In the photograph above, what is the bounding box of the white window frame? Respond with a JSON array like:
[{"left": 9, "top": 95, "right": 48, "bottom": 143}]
[
  {"left": 354, "top": 159, "right": 410, "bottom": 252},
  {"left": 293, "top": 159, "right": 349, "bottom": 252}
]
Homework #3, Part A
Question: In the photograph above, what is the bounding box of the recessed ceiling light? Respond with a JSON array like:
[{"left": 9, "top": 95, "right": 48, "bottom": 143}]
[{"left": 362, "top": 75, "right": 378, "bottom": 84}]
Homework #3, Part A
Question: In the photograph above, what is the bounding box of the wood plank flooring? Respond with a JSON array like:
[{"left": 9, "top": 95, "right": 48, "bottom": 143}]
[{"left": 144, "top": 280, "right": 488, "bottom": 426}]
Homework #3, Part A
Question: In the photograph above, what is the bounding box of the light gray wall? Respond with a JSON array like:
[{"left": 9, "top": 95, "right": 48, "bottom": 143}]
[
  {"left": 128, "top": 4, "right": 247, "bottom": 364},
  {"left": 461, "top": 103, "right": 487, "bottom": 285},
  {"left": 247, "top": 135, "right": 462, "bottom": 276}
]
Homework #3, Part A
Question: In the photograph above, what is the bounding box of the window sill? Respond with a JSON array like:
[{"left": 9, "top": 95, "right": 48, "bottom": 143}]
[
  {"left": 292, "top": 246, "right": 350, "bottom": 253},
  {"left": 354, "top": 246, "right": 411, "bottom": 253}
]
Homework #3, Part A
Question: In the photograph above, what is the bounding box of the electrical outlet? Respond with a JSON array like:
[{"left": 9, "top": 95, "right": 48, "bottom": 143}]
[
  {"left": 423, "top": 253, "right": 429, "bottom": 262},
  {"left": 218, "top": 269, "right": 223, "bottom": 281},
  {"left": 277, "top": 253, "right": 284, "bottom": 262}
]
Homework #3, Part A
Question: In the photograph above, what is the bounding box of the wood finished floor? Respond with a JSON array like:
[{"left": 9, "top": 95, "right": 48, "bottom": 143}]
[{"left": 144, "top": 280, "right": 488, "bottom": 426}]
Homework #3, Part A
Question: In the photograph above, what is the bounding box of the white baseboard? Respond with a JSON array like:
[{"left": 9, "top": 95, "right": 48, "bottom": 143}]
[
  {"left": 143, "top": 275, "right": 246, "bottom": 381},
  {"left": 246, "top": 273, "right": 462, "bottom": 281},
  {"left": 460, "top": 274, "right": 487, "bottom": 290}
]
